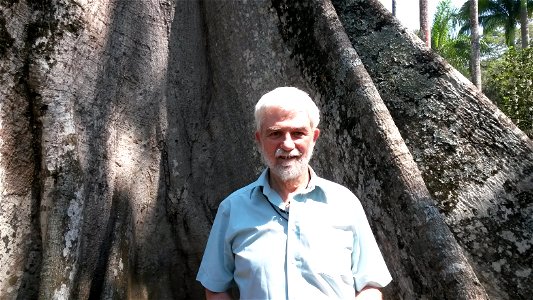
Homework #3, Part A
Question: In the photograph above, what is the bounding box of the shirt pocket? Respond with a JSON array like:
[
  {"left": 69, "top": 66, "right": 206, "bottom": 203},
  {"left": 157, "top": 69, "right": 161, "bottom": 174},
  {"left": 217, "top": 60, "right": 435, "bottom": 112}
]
[{"left": 300, "top": 222, "right": 354, "bottom": 276}]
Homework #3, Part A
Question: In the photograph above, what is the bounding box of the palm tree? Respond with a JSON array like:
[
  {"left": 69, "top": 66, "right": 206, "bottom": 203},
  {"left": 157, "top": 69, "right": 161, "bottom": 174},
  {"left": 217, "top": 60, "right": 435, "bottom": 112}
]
[
  {"left": 520, "top": 0, "right": 529, "bottom": 47},
  {"left": 431, "top": 0, "right": 499, "bottom": 77},
  {"left": 432, "top": 0, "right": 455, "bottom": 51},
  {"left": 457, "top": 0, "right": 533, "bottom": 48},
  {"left": 420, "top": 0, "right": 431, "bottom": 46},
  {"left": 471, "top": 0, "right": 482, "bottom": 88}
]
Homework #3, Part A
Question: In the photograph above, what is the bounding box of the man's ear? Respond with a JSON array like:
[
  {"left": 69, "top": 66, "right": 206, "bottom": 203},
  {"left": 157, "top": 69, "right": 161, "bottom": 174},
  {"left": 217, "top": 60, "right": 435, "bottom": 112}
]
[
  {"left": 313, "top": 128, "right": 320, "bottom": 142},
  {"left": 255, "top": 131, "right": 261, "bottom": 143}
]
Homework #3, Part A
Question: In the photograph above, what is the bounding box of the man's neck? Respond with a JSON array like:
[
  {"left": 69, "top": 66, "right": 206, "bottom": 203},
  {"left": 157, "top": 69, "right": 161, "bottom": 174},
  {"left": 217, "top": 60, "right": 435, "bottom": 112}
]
[{"left": 268, "top": 168, "right": 310, "bottom": 202}]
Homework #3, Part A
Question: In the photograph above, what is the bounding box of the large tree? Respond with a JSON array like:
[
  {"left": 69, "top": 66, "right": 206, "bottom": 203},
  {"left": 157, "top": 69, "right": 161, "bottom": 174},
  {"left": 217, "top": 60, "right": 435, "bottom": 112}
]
[{"left": 1, "top": 0, "right": 531, "bottom": 299}]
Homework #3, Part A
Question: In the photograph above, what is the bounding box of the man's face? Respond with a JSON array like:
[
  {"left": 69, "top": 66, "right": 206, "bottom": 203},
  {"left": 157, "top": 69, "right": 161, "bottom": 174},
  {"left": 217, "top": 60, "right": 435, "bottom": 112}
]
[{"left": 255, "top": 106, "right": 320, "bottom": 182}]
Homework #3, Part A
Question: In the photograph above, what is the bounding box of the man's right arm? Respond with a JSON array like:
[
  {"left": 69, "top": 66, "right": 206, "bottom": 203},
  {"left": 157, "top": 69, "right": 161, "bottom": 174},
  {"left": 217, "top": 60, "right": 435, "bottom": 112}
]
[{"left": 205, "top": 289, "right": 232, "bottom": 300}]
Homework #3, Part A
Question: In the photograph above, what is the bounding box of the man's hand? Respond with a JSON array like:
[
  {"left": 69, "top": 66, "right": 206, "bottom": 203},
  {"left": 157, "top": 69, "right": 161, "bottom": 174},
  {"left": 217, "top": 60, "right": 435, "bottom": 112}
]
[
  {"left": 355, "top": 286, "right": 382, "bottom": 300},
  {"left": 205, "top": 289, "right": 232, "bottom": 300}
]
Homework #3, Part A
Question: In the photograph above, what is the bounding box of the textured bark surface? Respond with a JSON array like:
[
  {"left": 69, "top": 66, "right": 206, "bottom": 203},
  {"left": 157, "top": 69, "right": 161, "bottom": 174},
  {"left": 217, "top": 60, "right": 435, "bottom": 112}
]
[
  {"left": 273, "top": 1, "right": 487, "bottom": 299},
  {"left": 0, "top": 0, "right": 530, "bottom": 299},
  {"left": 333, "top": 0, "right": 533, "bottom": 298},
  {"left": 1, "top": 1, "right": 42, "bottom": 298}
]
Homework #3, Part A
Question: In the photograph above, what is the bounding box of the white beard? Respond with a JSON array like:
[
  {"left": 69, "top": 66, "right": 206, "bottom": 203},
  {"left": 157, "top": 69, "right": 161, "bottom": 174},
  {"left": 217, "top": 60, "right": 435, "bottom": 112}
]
[{"left": 262, "top": 145, "right": 314, "bottom": 182}]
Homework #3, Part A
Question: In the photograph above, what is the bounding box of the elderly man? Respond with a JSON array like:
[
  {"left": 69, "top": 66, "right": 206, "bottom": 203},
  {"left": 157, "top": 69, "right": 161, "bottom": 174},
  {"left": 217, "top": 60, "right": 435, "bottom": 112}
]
[{"left": 197, "top": 87, "right": 392, "bottom": 299}]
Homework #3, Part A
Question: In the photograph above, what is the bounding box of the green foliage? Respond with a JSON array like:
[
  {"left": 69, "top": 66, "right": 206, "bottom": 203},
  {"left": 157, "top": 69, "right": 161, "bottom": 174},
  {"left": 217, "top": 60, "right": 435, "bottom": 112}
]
[
  {"left": 438, "top": 34, "right": 472, "bottom": 76},
  {"left": 431, "top": 0, "right": 454, "bottom": 51},
  {"left": 481, "top": 28, "right": 509, "bottom": 59},
  {"left": 431, "top": 1, "right": 515, "bottom": 78},
  {"left": 431, "top": 0, "right": 469, "bottom": 75},
  {"left": 432, "top": 0, "right": 532, "bottom": 136},
  {"left": 484, "top": 47, "right": 533, "bottom": 136},
  {"left": 456, "top": 0, "right": 533, "bottom": 47},
  {"left": 431, "top": 1, "right": 489, "bottom": 77}
]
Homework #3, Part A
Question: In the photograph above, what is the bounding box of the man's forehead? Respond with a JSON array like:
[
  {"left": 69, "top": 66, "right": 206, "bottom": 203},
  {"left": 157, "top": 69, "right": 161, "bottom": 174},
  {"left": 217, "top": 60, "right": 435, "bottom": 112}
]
[{"left": 262, "top": 112, "right": 312, "bottom": 129}]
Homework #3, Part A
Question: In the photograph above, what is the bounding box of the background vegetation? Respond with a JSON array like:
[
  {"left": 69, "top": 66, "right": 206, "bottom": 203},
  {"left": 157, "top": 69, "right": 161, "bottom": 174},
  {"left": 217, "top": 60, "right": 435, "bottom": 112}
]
[{"left": 430, "top": 0, "right": 532, "bottom": 136}]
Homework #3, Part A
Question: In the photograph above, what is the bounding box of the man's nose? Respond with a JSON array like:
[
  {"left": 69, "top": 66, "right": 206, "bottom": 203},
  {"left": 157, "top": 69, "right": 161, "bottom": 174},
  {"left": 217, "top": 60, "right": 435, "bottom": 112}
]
[{"left": 280, "top": 133, "right": 295, "bottom": 150}]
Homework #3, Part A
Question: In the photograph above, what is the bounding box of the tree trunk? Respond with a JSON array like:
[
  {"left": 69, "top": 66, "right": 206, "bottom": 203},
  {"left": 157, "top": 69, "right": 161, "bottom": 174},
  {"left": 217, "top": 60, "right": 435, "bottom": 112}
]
[
  {"left": 520, "top": 0, "right": 529, "bottom": 48},
  {"left": 419, "top": 0, "right": 430, "bottom": 47},
  {"left": 507, "top": 21, "right": 517, "bottom": 48},
  {"left": 1, "top": 0, "right": 531, "bottom": 299},
  {"left": 333, "top": 0, "right": 532, "bottom": 298},
  {"left": 470, "top": 0, "right": 482, "bottom": 88}
]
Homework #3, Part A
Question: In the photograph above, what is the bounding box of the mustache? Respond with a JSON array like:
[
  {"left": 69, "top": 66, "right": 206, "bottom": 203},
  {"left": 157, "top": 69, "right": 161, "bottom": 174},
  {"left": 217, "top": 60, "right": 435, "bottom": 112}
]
[{"left": 275, "top": 148, "right": 302, "bottom": 158}]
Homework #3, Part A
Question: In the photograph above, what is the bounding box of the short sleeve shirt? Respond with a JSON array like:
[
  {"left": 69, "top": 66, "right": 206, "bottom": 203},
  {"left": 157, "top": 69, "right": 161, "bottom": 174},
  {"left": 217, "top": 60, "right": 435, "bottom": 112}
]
[{"left": 197, "top": 168, "right": 392, "bottom": 299}]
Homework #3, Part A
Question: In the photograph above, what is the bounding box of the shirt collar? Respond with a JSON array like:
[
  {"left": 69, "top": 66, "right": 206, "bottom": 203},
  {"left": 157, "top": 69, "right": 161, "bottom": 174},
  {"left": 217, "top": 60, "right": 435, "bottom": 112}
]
[{"left": 307, "top": 167, "right": 318, "bottom": 191}]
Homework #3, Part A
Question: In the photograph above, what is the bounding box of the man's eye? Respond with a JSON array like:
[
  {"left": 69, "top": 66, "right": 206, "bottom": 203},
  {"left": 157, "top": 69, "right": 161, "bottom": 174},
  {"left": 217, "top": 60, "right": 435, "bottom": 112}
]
[
  {"left": 292, "top": 132, "right": 305, "bottom": 137},
  {"left": 269, "top": 132, "right": 281, "bottom": 137}
]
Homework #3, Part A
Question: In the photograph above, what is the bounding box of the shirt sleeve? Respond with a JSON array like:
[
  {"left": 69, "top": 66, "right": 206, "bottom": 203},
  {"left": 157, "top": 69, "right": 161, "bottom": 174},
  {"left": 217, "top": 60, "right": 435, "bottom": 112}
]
[
  {"left": 351, "top": 199, "right": 392, "bottom": 291},
  {"left": 196, "top": 200, "right": 235, "bottom": 292}
]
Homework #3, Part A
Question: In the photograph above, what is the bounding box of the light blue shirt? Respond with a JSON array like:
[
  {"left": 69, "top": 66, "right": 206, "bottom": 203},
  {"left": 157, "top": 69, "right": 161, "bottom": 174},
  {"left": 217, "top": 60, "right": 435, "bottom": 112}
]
[{"left": 197, "top": 168, "right": 392, "bottom": 299}]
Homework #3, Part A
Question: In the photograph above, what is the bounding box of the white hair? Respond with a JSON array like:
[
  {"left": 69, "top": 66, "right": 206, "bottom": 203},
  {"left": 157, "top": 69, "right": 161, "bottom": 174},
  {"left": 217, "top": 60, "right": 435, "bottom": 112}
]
[{"left": 254, "top": 87, "right": 320, "bottom": 131}]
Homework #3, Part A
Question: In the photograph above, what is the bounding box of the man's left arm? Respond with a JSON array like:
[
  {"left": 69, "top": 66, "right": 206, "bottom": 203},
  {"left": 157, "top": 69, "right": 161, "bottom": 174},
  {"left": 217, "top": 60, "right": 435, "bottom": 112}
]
[{"left": 355, "top": 286, "right": 382, "bottom": 300}]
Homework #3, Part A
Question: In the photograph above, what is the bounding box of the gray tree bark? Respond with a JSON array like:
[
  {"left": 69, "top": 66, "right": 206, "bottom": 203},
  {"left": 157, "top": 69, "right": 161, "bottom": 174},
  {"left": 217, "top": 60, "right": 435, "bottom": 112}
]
[
  {"left": 0, "top": 0, "right": 531, "bottom": 299},
  {"left": 333, "top": 0, "right": 532, "bottom": 298}
]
